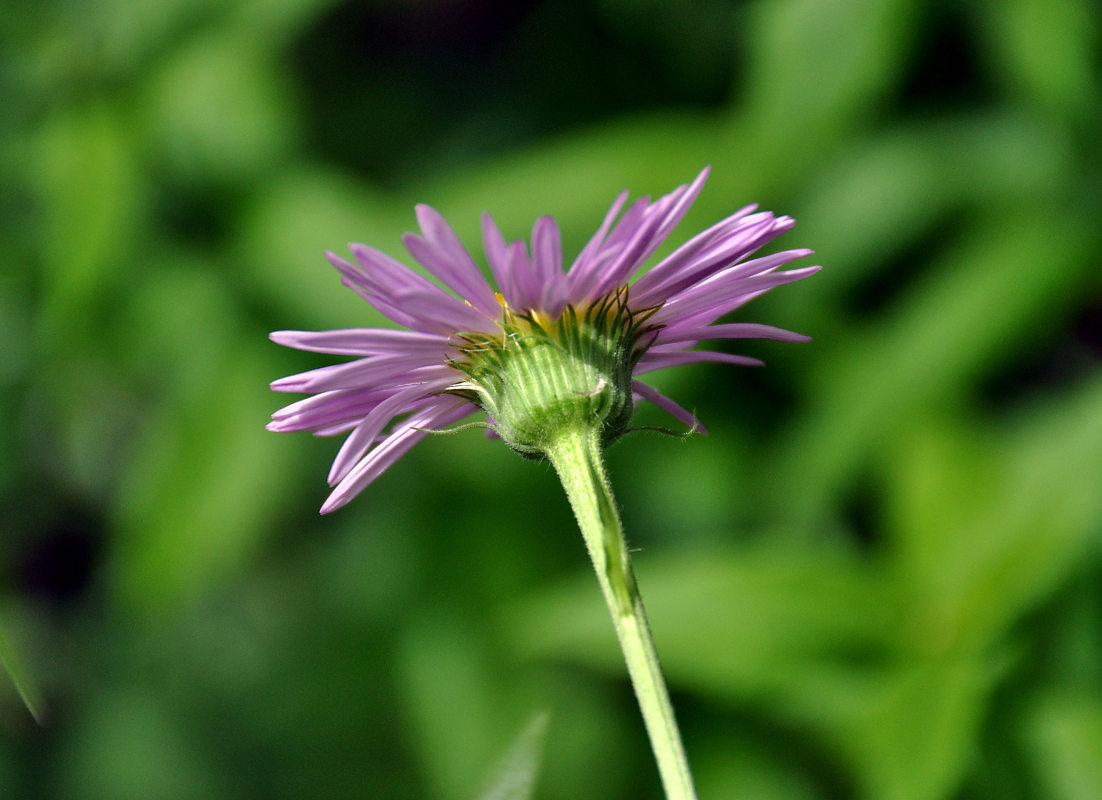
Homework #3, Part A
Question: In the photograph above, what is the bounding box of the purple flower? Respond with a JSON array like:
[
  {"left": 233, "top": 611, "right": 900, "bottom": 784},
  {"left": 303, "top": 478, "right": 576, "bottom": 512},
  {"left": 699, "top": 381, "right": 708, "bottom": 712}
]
[{"left": 270, "top": 167, "right": 819, "bottom": 513}]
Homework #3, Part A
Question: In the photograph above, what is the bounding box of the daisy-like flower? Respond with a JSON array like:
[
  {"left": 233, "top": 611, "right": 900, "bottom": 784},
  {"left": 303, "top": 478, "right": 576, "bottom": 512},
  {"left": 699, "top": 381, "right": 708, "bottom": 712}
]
[
  {"left": 269, "top": 167, "right": 819, "bottom": 514},
  {"left": 270, "top": 167, "right": 820, "bottom": 799}
]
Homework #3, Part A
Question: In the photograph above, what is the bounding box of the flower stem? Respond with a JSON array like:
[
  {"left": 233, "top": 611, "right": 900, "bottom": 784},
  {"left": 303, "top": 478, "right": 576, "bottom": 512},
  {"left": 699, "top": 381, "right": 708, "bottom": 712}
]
[{"left": 546, "top": 426, "right": 697, "bottom": 800}]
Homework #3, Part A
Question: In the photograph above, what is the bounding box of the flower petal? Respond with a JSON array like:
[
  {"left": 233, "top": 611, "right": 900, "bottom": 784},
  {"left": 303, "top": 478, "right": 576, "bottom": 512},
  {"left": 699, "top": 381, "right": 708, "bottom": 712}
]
[
  {"left": 271, "top": 356, "right": 454, "bottom": 394},
  {"left": 481, "top": 212, "right": 515, "bottom": 304},
  {"left": 270, "top": 329, "right": 454, "bottom": 356},
  {"left": 653, "top": 322, "right": 811, "bottom": 347},
  {"left": 566, "top": 194, "right": 650, "bottom": 301},
  {"left": 320, "top": 396, "right": 476, "bottom": 513},
  {"left": 631, "top": 379, "right": 708, "bottom": 434},
  {"left": 569, "top": 188, "right": 628, "bottom": 276},
  {"left": 402, "top": 204, "right": 499, "bottom": 317},
  {"left": 390, "top": 287, "right": 495, "bottom": 335},
  {"left": 635, "top": 350, "right": 766, "bottom": 373},
  {"left": 587, "top": 166, "right": 711, "bottom": 300},
  {"left": 651, "top": 265, "right": 821, "bottom": 326},
  {"left": 506, "top": 239, "right": 541, "bottom": 311},
  {"left": 631, "top": 215, "right": 798, "bottom": 307},
  {"left": 269, "top": 387, "right": 393, "bottom": 433},
  {"left": 532, "top": 216, "right": 568, "bottom": 315},
  {"left": 327, "top": 378, "right": 456, "bottom": 485}
]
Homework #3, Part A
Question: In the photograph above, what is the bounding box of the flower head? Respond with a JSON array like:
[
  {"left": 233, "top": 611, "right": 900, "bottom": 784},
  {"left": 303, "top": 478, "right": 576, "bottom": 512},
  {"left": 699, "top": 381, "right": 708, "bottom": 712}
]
[{"left": 270, "top": 167, "right": 819, "bottom": 513}]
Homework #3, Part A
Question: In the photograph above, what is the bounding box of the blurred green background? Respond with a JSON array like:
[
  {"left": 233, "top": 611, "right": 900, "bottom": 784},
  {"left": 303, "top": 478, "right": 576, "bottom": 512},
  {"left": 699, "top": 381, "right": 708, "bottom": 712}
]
[{"left": 2, "top": 0, "right": 1101, "bottom": 798}]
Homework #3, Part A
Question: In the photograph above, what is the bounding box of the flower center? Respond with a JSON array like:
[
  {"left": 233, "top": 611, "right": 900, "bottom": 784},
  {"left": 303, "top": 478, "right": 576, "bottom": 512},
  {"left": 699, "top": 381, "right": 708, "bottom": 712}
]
[{"left": 450, "top": 290, "right": 657, "bottom": 458}]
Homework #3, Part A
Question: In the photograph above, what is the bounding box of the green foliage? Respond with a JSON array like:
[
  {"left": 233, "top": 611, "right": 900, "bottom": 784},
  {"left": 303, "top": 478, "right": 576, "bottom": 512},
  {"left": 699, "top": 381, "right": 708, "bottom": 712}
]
[
  {"left": 2, "top": 0, "right": 1100, "bottom": 798},
  {"left": 0, "top": 617, "right": 44, "bottom": 724},
  {"left": 478, "top": 712, "right": 550, "bottom": 800}
]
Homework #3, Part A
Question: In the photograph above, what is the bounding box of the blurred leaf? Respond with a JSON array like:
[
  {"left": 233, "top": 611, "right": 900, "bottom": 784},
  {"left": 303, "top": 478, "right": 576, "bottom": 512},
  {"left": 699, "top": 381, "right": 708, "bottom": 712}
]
[
  {"left": 740, "top": 0, "right": 917, "bottom": 150},
  {"left": 0, "top": 275, "right": 32, "bottom": 386},
  {"left": 26, "top": 353, "right": 138, "bottom": 497},
  {"left": 770, "top": 204, "right": 1096, "bottom": 524},
  {"left": 56, "top": 686, "right": 230, "bottom": 800},
  {"left": 231, "top": 0, "right": 344, "bottom": 43},
  {"left": 795, "top": 112, "right": 1074, "bottom": 310},
  {"left": 981, "top": 0, "right": 1101, "bottom": 119},
  {"left": 1023, "top": 690, "right": 1102, "bottom": 800},
  {"left": 396, "top": 609, "right": 514, "bottom": 800},
  {"left": 236, "top": 166, "right": 406, "bottom": 327},
  {"left": 886, "top": 378, "right": 1102, "bottom": 654},
  {"left": 141, "top": 29, "right": 295, "bottom": 186},
  {"left": 108, "top": 341, "right": 306, "bottom": 618},
  {"left": 65, "top": 0, "right": 222, "bottom": 77},
  {"left": 477, "top": 711, "right": 549, "bottom": 800},
  {"left": 0, "top": 619, "right": 44, "bottom": 724},
  {"left": 117, "top": 259, "right": 239, "bottom": 404},
  {"left": 33, "top": 101, "right": 141, "bottom": 350},
  {"left": 596, "top": 0, "right": 737, "bottom": 91},
  {"left": 692, "top": 732, "right": 824, "bottom": 800},
  {"left": 828, "top": 656, "right": 1002, "bottom": 800},
  {"left": 503, "top": 542, "right": 891, "bottom": 702}
]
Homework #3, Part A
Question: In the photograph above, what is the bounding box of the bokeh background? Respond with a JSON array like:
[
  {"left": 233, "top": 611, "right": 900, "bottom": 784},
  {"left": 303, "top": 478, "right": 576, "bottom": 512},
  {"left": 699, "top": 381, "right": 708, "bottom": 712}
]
[{"left": 3, "top": 0, "right": 1101, "bottom": 798}]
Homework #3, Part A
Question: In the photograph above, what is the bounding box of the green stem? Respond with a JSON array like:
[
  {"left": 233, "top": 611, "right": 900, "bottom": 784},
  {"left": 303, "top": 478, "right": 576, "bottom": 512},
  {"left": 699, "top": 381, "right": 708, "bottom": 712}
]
[{"left": 546, "top": 426, "right": 697, "bottom": 800}]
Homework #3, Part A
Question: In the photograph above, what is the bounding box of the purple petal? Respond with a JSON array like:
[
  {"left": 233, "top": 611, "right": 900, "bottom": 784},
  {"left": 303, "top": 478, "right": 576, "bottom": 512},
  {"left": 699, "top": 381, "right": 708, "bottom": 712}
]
[
  {"left": 320, "top": 396, "right": 477, "bottom": 513},
  {"left": 270, "top": 329, "right": 454, "bottom": 356},
  {"left": 271, "top": 356, "right": 455, "bottom": 394},
  {"left": 566, "top": 194, "right": 650, "bottom": 301},
  {"left": 651, "top": 265, "right": 821, "bottom": 326},
  {"left": 402, "top": 205, "right": 499, "bottom": 317},
  {"left": 653, "top": 322, "right": 811, "bottom": 347},
  {"left": 531, "top": 216, "right": 568, "bottom": 314},
  {"left": 346, "top": 242, "right": 486, "bottom": 330},
  {"left": 631, "top": 379, "right": 708, "bottom": 433},
  {"left": 531, "top": 216, "right": 563, "bottom": 282},
  {"left": 586, "top": 167, "right": 710, "bottom": 300},
  {"left": 313, "top": 420, "right": 365, "bottom": 437},
  {"left": 324, "top": 252, "right": 425, "bottom": 330},
  {"left": 481, "top": 212, "right": 514, "bottom": 302},
  {"left": 345, "top": 244, "right": 437, "bottom": 295},
  {"left": 635, "top": 350, "right": 766, "bottom": 374},
  {"left": 505, "top": 239, "right": 542, "bottom": 311},
  {"left": 569, "top": 188, "right": 628, "bottom": 277},
  {"left": 584, "top": 192, "right": 682, "bottom": 301},
  {"left": 643, "top": 167, "right": 711, "bottom": 257},
  {"left": 313, "top": 396, "right": 449, "bottom": 438},
  {"left": 631, "top": 216, "right": 799, "bottom": 307},
  {"left": 390, "top": 287, "right": 495, "bottom": 335},
  {"left": 270, "top": 387, "right": 394, "bottom": 432},
  {"left": 327, "top": 377, "right": 456, "bottom": 485},
  {"left": 632, "top": 204, "right": 759, "bottom": 294}
]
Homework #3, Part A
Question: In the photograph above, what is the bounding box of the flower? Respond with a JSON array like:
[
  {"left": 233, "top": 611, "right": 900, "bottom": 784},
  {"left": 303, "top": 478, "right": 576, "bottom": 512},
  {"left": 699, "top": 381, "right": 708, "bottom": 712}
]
[{"left": 270, "top": 167, "right": 819, "bottom": 513}]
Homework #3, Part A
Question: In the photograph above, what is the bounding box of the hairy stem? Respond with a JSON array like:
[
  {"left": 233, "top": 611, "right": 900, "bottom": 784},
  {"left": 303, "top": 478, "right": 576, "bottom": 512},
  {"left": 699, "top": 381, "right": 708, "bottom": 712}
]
[{"left": 546, "top": 427, "right": 697, "bottom": 800}]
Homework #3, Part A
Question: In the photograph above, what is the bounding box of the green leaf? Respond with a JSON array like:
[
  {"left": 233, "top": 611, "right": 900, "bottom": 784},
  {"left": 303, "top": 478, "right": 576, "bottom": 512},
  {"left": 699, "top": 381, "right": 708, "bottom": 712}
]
[
  {"left": 885, "top": 378, "right": 1102, "bottom": 654},
  {"left": 0, "top": 620, "right": 44, "bottom": 724},
  {"left": 503, "top": 541, "right": 891, "bottom": 703},
  {"left": 477, "top": 712, "right": 550, "bottom": 800},
  {"left": 1023, "top": 691, "right": 1102, "bottom": 800},
  {"left": 33, "top": 101, "right": 141, "bottom": 352},
  {"left": 769, "top": 204, "right": 1097, "bottom": 524},
  {"left": 982, "top": 0, "right": 1100, "bottom": 118},
  {"left": 139, "top": 29, "right": 294, "bottom": 185},
  {"left": 827, "top": 655, "right": 1004, "bottom": 800},
  {"left": 108, "top": 340, "right": 308, "bottom": 618},
  {"left": 741, "top": 0, "right": 917, "bottom": 146}
]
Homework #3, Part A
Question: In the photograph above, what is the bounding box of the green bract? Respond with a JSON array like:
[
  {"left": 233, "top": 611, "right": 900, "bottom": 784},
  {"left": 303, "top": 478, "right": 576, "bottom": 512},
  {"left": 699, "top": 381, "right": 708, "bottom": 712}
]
[{"left": 451, "top": 290, "right": 657, "bottom": 457}]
